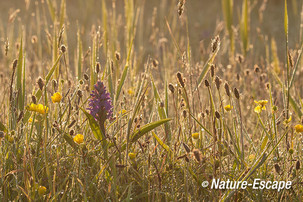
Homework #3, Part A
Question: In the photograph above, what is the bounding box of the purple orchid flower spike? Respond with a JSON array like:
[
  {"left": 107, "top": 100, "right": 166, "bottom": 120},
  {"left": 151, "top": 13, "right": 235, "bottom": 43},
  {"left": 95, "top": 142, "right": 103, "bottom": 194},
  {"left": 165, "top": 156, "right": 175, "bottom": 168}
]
[{"left": 87, "top": 81, "right": 113, "bottom": 135}]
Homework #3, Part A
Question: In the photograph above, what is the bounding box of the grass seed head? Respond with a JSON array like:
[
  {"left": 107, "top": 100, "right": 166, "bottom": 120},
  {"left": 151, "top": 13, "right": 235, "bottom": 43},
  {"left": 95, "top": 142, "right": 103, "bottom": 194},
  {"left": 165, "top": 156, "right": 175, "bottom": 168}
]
[
  {"left": 37, "top": 77, "right": 44, "bottom": 91},
  {"left": 215, "top": 76, "right": 221, "bottom": 89},
  {"left": 224, "top": 82, "right": 230, "bottom": 97},
  {"left": 60, "top": 44, "right": 66, "bottom": 53},
  {"left": 177, "top": 72, "right": 185, "bottom": 88},
  {"left": 234, "top": 88, "right": 240, "bottom": 99},
  {"left": 168, "top": 83, "right": 175, "bottom": 93}
]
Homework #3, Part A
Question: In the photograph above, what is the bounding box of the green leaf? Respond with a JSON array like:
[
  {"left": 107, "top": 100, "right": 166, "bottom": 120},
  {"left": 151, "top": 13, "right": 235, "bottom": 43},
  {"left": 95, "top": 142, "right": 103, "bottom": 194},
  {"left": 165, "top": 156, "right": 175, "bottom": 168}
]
[
  {"left": 80, "top": 108, "right": 104, "bottom": 141},
  {"left": 63, "top": 133, "right": 79, "bottom": 150},
  {"left": 131, "top": 118, "right": 172, "bottom": 143},
  {"left": 151, "top": 76, "right": 171, "bottom": 143},
  {"left": 152, "top": 131, "right": 171, "bottom": 153}
]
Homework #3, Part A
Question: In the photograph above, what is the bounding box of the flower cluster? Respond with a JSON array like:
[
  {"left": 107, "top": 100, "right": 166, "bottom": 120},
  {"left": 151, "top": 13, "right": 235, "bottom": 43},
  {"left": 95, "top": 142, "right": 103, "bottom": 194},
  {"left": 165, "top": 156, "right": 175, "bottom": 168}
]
[
  {"left": 87, "top": 81, "right": 113, "bottom": 122},
  {"left": 26, "top": 103, "right": 49, "bottom": 114}
]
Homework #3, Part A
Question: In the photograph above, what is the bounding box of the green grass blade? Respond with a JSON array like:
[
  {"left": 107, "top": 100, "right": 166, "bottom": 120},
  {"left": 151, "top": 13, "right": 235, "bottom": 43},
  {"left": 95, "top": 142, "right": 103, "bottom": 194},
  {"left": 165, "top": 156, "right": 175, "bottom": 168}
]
[
  {"left": 115, "top": 39, "right": 133, "bottom": 104},
  {"left": 46, "top": 0, "right": 56, "bottom": 22},
  {"left": 16, "top": 37, "right": 23, "bottom": 110},
  {"left": 131, "top": 118, "right": 172, "bottom": 143},
  {"left": 196, "top": 42, "right": 220, "bottom": 89},
  {"left": 77, "top": 27, "right": 82, "bottom": 80},
  {"left": 152, "top": 131, "right": 171, "bottom": 153},
  {"left": 80, "top": 108, "right": 104, "bottom": 141},
  {"left": 151, "top": 76, "right": 171, "bottom": 143},
  {"left": 59, "top": 0, "right": 65, "bottom": 29},
  {"left": 240, "top": 0, "right": 249, "bottom": 56},
  {"left": 284, "top": 0, "right": 288, "bottom": 38}
]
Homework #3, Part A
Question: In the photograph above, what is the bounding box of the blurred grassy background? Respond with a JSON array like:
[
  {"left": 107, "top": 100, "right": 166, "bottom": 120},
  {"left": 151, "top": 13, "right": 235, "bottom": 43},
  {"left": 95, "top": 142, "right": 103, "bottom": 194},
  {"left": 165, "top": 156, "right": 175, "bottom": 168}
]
[{"left": 0, "top": 0, "right": 302, "bottom": 65}]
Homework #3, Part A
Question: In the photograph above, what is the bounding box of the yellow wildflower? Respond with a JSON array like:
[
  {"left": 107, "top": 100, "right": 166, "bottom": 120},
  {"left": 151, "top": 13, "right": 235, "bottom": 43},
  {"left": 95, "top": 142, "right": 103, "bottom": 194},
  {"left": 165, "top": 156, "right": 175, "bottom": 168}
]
[
  {"left": 36, "top": 104, "right": 49, "bottom": 114},
  {"left": 283, "top": 116, "right": 292, "bottom": 125},
  {"left": 295, "top": 124, "right": 303, "bottom": 133},
  {"left": 128, "top": 88, "right": 134, "bottom": 95},
  {"left": 29, "top": 118, "right": 33, "bottom": 123},
  {"left": 254, "top": 100, "right": 268, "bottom": 109},
  {"left": 26, "top": 103, "right": 48, "bottom": 114},
  {"left": 128, "top": 152, "right": 136, "bottom": 160},
  {"left": 224, "top": 105, "right": 233, "bottom": 111},
  {"left": 73, "top": 134, "right": 84, "bottom": 144},
  {"left": 38, "top": 186, "right": 47, "bottom": 196},
  {"left": 192, "top": 133, "right": 199, "bottom": 139},
  {"left": 249, "top": 154, "right": 255, "bottom": 161},
  {"left": 51, "top": 92, "right": 62, "bottom": 103},
  {"left": 119, "top": 109, "right": 127, "bottom": 115},
  {"left": 254, "top": 106, "right": 262, "bottom": 113},
  {"left": 254, "top": 100, "right": 268, "bottom": 113}
]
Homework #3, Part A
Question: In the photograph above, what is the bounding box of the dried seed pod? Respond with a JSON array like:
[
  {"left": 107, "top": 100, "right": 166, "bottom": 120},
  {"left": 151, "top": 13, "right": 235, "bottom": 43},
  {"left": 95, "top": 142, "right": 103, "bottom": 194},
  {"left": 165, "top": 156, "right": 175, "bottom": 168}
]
[
  {"left": 152, "top": 59, "right": 159, "bottom": 67},
  {"left": 215, "top": 111, "right": 221, "bottom": 119},
  {"left": 77, "top": 90, "right": 83, "bottom": 98},
  {"left": 96, "top": 62, "right": 100, "bottom": 74},
  {"left": 254, "top": 65, "right": 260, "bottom": 73},
  {"left": 32, "top": 95, "right": 37, "bottom": 104},
  {"left": 52, "top": 79, "right": 57, "bottom": 89},
  {"left": 183, "top": 142, "right": 190, "bottom": 153},
  {"left": 274, "top": 163, "right": 281, "bottom": 174},
  {"left": 183, "top": 110, "right": 187, "bottom": 118},
  {"left": 168, "top": 83, "right": 175, "bottom": 93},
  {"left": 13, "top": 59, "right": 18, "bottom": 69},
  {"left": 211, "top": 35, "right": 220, "bottom": 53},
  {"left": 296, "top": 160, "right": 300, "bottom": 170},
  {"left": 60, "top": 45, "right": 66, "bottom": 53},
  {"left": 215, "top": 76, "right": 221, "bottom": 89},
  {"left": 193, "top": 149, "right": 201, "bottom": 162},
  {"left": 234, "top": 88, "right": 240, "bottom": 99},
  {"left": 69, "top": 129, "right": 75, "bottom": 136},
  {"left": 37, "top": 77, "right": 44, "bottom": 91},
  {"left": 204, "top": 79, "right": 210, "bottom": 87},
  {"left": 288, "top": 51, "right": 293, "bottom": 68},
  {"left": 245, "top": 69, "right": 250, "bottom": 76},
  {"left": 115, "top": 51, "right": 120, "bottom": 60},
  {"left": 224, "top": 83, "right": 230, "bottom": 97},
  {"left": 177, "top": 72, "right": 185, "bottom": 88},
  {"left": 84, "top": 74, "right": 89, "bottom": 80},
  {"left": 210, "top": 64, "right": 215, "bottom": 78}
]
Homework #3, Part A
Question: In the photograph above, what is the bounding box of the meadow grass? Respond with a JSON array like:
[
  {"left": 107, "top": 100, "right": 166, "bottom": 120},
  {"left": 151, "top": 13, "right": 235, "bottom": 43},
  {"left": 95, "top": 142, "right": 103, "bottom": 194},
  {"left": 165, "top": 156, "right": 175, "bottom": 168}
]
[{"left": 0, "top": 0, "right": 303, "bottom": 201}]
